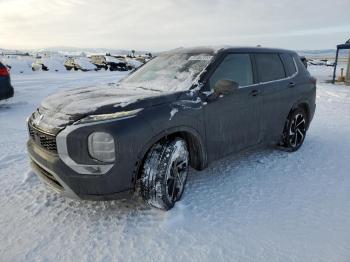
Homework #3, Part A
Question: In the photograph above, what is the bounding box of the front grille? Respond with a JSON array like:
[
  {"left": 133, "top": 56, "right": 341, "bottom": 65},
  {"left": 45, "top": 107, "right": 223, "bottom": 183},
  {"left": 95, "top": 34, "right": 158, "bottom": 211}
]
[
  {"left": 29, "top": 126, "right": 35, "bottom": 140},
  {"left": 28, "top": 123, "right": 57, "bottom": 152}
]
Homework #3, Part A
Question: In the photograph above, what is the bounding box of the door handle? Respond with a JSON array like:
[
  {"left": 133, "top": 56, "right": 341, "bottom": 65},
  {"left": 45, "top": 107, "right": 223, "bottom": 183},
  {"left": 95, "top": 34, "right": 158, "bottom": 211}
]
[
  {"left": 250, "top": 89, "right": 260, "bottom": 97},
  {"left": 288, "top": 82, "right": 296, "bottom": 88}
]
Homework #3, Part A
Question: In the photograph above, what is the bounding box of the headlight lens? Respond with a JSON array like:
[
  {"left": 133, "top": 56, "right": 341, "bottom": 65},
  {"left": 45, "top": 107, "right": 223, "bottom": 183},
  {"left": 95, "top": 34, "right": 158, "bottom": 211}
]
[
  {"left": 77, "top": 108, "right": 143, "bottom": 124},
  {"left": 88, "top": 132, "right": 115, "bottom": 163}
]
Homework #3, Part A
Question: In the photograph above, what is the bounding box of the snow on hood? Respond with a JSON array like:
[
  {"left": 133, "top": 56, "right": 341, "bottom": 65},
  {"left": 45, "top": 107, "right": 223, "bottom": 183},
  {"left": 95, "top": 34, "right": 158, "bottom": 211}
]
[
  {"left": 30, "top": 84, "right": 170, "bottom": 134},
  {"left": 40, "top": 84, "right": 156, "bottom": 115}
]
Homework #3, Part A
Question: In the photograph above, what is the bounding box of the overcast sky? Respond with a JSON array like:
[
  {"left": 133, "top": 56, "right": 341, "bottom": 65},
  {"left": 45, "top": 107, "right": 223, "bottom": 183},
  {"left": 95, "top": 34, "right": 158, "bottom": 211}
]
[{"left": 0, "top": 0, "right": 349, "bottom": 51}]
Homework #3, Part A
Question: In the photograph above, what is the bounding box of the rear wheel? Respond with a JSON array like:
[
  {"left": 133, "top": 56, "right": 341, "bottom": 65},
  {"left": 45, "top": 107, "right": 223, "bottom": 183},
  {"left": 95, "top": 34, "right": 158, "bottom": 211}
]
[
  {"left": 140, "top": 138, "right": 189, "bottom": 210},
  {"left": 282, "top": 108, "right": 308, "bottom": 151}
]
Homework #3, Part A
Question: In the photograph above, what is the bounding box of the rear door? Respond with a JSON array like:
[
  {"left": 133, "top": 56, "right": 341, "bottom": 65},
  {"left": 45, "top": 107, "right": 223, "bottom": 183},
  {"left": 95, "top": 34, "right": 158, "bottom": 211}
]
[
  {"left": 202, "top": 53, "right": 263, "bottom": 161},
  {"left": 254, "top": 53, "right": 297, "bottom": 142}
]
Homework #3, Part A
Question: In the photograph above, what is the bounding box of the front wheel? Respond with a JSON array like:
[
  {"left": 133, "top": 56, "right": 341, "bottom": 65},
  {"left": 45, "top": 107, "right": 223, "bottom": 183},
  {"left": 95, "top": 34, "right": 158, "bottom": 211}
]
[
  {"left": 140, "top": 138, "right": 189, "bottom": 210},
  {"left": 282, "top": 108, "right": 308, "bottom": 151}
]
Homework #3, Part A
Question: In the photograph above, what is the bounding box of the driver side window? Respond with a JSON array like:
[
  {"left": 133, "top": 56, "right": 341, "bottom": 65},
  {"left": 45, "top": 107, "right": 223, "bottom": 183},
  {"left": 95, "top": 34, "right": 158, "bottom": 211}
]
[{"left": 209, "top": 54, "right": 253, "bottom": 90}]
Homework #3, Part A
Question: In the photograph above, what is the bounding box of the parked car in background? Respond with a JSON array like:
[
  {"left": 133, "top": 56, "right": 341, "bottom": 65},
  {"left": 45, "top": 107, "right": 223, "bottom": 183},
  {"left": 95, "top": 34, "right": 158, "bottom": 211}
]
[
  {"left": 90, "top": 55, "right": 108, "bottom": 70},
  {"left": 64, "top": 57, "right": 76, "bottom": 71},
  {"left": 326, "top": 60, "right": 335, "bottom": 67},
  {"left": 0, "top": 61, "right": 14, "bottom": 101},
  {"left": 32, "top": 61, "right": 48, "bottom": 71},
  {"left": 27, "top": 47, "right": 316, "bottom": 210},
  {"left": 0, "top": 56, "right": 33, "bottom": 74},
  {"left": 32, "top": 57, "right": 66, "bottom": 72},
  {"left": 105, "top": 56, "right": 129, "bottom": 71},
  {"left": 90, "top": 54, "right": 146, "bottom": 71},
  {"left": 125, "top": 57, "right": 143, "bottom": 69},
  {"left": 90, "top": 55, "right": 131, "bottom": 71},
  {"left": 64, "top": 57, "right": 97, "bottom": 71},
  {"left": 308, "top": 59, "right": 326, "bottom": 66}
]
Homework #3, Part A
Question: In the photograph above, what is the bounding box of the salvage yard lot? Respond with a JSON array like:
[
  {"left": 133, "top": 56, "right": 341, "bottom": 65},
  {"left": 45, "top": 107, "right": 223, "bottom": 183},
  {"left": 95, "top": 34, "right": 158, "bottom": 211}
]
[{"left": 1, "top": 66, "right": 350, "bottom": 261}]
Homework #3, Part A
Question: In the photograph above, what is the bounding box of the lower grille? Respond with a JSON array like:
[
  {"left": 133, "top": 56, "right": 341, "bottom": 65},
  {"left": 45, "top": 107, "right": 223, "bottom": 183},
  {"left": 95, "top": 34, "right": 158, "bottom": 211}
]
[
  {"left": 30, "top": 161, "right": 64, "bottom": 192},
  {"left": 28, "top": 123, "right": 57, "bottom": 152}
]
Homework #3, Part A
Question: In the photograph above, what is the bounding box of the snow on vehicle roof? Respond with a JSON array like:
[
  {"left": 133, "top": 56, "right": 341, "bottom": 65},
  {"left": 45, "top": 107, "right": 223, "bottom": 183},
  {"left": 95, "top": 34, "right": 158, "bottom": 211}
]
[
  {"left": 74, "top": 57, "right": 97, "bottom": 70},
  {"left": 105, "top": 56, "right": 123, "bottom": 63},
  {"left": 164, "top": 46, "right": 297, "bottom": 55},
  {"left": 36, "top": 56, "right": 67, "bottom": 71},
  {"left": 125, "top": 58, "right": 143, "bottom": 68},
  {"left": 164, "top": 46, "right": 225, "bottom": 55}
]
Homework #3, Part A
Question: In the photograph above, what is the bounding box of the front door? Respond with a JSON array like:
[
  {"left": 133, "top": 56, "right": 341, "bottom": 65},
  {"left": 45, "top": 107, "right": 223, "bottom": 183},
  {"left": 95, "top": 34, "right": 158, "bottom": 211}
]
[{"left": 202, "top": 53, "right": 262, "bottom": 162}]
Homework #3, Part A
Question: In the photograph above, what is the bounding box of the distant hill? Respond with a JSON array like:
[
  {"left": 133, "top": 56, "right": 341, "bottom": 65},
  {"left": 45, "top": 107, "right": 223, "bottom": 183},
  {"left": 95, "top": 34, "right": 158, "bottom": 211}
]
[
  {"left": 297, "top": 49, "right": 348, "bottom": 59},
  {"left": 1, "top": 47, "right": 153, "bottom": 57},
  {"left": 37, "top": 46, "right": 151, "bottom": 56}
]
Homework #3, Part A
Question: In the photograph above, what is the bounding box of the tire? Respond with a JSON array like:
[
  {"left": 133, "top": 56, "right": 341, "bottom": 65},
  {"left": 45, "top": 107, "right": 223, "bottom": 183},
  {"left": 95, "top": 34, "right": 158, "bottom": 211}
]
[
  {"left": 282, "top": 108, "right": 308, "bottom": 152},
  {"left": 140, "top": 138, "right": 189, "bottom": 210}
]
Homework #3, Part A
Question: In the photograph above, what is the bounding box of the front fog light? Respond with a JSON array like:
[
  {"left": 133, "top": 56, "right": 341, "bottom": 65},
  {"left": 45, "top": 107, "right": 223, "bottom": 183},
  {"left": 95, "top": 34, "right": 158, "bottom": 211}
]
[{"left": 88, "top": 132, "right": 115, "bottom": 163}]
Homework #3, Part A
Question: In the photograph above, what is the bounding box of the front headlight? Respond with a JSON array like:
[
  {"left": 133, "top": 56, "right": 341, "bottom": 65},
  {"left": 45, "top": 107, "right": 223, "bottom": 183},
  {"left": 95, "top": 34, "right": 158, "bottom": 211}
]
[
  {"left": 88, "top": 132, "right": 115, "bottom": 163},
  {"left": 76, "top": 108, "right": 143, "bottom": 124}
]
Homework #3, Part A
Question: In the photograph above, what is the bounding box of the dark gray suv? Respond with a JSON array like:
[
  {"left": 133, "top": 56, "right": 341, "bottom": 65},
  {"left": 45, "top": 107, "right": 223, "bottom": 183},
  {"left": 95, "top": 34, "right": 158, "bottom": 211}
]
[{"left": 27, "top": 47, "right": 316, "bottom": 210}]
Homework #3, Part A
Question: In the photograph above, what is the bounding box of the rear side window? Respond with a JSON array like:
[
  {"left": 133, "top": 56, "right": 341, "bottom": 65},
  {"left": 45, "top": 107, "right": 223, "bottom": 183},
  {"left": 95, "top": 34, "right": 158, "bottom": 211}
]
[
  {"left": 280, "top": 53, "right": 297, "bottom": 76},
  {"left": 255, "top": 53, "right": 286, "bottom": 82},
  {"left": 209, "top": 53, "right": 253, "bottom": 89}
]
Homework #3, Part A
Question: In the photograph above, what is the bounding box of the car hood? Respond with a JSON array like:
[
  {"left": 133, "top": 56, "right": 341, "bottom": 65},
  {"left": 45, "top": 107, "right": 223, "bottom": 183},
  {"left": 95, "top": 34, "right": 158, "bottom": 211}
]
[{"left": 30, "top": 83, "right": 181, "bottom": 134}]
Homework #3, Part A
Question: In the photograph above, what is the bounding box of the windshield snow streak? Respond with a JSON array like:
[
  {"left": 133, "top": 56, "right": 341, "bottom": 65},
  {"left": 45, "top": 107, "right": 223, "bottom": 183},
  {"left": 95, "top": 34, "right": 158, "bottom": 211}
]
[{"left": 123, "top": 53, "right": 213, "bottom": 92}]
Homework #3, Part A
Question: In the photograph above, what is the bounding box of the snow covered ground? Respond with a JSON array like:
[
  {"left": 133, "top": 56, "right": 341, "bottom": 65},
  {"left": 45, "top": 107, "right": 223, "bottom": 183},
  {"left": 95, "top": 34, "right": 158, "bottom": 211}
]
[{"left": 1, "top": 66, "right": 350, "bottom": 262}]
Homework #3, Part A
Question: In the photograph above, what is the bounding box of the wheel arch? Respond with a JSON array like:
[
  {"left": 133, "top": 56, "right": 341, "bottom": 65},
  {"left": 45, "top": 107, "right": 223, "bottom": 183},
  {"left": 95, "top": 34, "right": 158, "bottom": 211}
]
[
  {"left": 133, "top": 126, "right": 208, "bottom": 183},
  {"left": 290, "top": 101, "right": 311, "bottom": 128}
]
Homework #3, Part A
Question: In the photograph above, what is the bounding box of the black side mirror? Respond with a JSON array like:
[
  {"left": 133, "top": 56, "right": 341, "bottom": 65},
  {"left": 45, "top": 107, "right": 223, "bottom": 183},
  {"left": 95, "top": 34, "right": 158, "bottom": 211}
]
[{"left": 214, "top": 79, "right": 239, "bottom": 96}]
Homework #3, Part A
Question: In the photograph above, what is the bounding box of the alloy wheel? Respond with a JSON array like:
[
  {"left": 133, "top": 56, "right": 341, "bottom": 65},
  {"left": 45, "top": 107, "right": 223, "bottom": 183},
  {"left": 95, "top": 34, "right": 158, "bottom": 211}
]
[
  {"left": 166, "top": 155, "right": 189, "bottom": 202},
  {"left": 288, "top": 113, "right": 306, "bottom": 148}
]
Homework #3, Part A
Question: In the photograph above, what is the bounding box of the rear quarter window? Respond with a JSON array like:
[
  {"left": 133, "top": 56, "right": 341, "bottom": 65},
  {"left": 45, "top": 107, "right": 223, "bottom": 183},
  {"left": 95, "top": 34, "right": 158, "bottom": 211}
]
[
  {"left": 255, "top": 53, "right": 286, "bottom": 82},
  {"left": 280, "top": 53, "right": 297, "bottom": 77}
]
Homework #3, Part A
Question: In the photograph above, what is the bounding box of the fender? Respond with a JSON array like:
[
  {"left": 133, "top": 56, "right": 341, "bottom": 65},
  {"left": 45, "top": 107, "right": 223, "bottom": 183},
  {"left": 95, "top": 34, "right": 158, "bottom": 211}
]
[
  {"left": 133, "top": 125, "right": 208, "bottom": 183},
  {"left": 290, "top": 99, "right": 312, "bottom": 127}
]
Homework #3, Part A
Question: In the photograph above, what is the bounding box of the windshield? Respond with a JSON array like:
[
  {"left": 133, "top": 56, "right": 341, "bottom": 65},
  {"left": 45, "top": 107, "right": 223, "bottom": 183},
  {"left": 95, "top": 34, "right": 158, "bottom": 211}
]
[{"left": 122, "top": 52, "right": 213, "bottom": 92}]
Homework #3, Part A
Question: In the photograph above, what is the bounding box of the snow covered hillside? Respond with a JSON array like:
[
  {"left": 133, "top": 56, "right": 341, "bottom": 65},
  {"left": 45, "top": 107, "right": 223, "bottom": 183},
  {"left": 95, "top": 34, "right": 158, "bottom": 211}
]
[{"left": 1, "top": 67, "right": 350, "bottom": 261}]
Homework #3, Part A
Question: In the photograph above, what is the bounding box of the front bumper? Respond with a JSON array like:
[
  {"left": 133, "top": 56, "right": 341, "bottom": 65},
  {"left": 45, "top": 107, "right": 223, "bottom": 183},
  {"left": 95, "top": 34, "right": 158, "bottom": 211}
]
[
  {"left": 27, "top": 139, "right": 133, "bottom": 200},
  {"left": 27, "top": 107, "right": 155, "bottom": 200}
]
